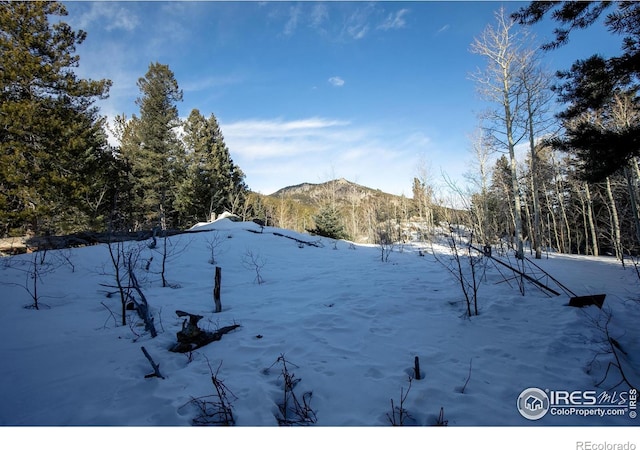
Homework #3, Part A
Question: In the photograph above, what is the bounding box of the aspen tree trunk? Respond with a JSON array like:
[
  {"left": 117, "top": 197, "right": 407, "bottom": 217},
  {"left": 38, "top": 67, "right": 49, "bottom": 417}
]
[
  {"left": 542, "top": 180, "right": 561, "bottom": 252},
  {"left": 528, "top": 143, "right": 542, "bottom": 259},
  {"left": 523, "top": 79, "right": 543, "bottom": 258},
  {"left": 605, "top": 177, "right": 623, "bottom": 265},
  {"left": 552, "top": 153, "right": 571, "bottom": 253},
  {"left": 528, "top": 172, "right": 540, "bottom": 257},
  {"left": 584, "top": 183, "right": 599, "bottom": 256},
  {"left": 523, "top": 191, "right": 533, "bottom": 255},
  {"left": 578, "top": 191, "right": 588, "bottom": 255},
  {"left": 506, "top": 98, "right": 524, "bottom": 259}
]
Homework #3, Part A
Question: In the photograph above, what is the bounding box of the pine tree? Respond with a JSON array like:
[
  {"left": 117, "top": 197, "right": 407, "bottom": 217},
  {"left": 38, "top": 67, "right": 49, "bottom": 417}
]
[
  {"left": 176, "top": 109, "right": 247, "bottom": 225},
  {"left": 0, "top": 1, "right": 113, "bottom": 236},
  {"left": 122, "top": 62, "right": 184, "bottom": 230},
  {"left": 312, "top": 204, "right": 348, "bottom": 240}
]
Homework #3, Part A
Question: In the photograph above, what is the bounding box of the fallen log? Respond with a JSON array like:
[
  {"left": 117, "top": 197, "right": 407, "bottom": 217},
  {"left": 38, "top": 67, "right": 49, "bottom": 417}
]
[
  {"left": 271, "top": 231, "right": 323, "bottom": 247},
  {"left": 170, "top": 310, "right": 240, "bottom": 353}
]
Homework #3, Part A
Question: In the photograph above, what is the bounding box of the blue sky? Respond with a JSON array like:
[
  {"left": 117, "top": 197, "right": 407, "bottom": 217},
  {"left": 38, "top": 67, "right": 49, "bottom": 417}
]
[{"left": 62, "top": 1, "right": 624, "bottom": 197}]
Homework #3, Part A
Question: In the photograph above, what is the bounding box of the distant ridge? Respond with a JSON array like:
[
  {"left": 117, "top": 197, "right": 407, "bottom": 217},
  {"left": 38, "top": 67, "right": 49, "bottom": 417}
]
[{"left": 269, "top": 178, "right": 399, "bottom": 206}]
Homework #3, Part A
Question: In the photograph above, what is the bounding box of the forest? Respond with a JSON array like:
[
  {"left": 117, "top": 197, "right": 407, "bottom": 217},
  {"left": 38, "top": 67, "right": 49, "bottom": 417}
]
[{"left": 1, "top": 2, "right": 639, "bottom": 262}]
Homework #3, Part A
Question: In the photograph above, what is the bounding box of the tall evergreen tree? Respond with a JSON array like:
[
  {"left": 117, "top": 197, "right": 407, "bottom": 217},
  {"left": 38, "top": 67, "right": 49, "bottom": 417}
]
[
  {"left": 0, "top": 1, "right": 113, "bottom": 236},
  {"left": 123, "top": 62, "right": 184, "bottom": 230},
  {"left": 176, "top": 109, "right": 247, "bottom": 225},
  {"left": 551, "top": 58, "right": 640, "bottom": 182}
]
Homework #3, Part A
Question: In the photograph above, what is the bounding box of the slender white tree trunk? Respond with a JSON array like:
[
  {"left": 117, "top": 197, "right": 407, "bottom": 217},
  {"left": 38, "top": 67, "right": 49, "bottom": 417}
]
[
  {"left": 605, "top": 176, "right": 623, "bottom": 264},
  {"left": 584, "top": 183, "right": 599, "bottom": 256}
]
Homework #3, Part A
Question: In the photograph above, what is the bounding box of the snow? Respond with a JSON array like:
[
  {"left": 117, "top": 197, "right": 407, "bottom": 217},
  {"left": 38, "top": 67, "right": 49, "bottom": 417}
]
[{"left": 0, "top": 219, "right": 638, "bottom": 448}]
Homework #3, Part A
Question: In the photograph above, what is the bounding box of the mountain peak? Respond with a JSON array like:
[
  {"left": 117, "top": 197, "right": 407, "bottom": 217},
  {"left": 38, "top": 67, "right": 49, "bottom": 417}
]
[{"left": 268, "top": 178, "right": 397, "bottom": 206}]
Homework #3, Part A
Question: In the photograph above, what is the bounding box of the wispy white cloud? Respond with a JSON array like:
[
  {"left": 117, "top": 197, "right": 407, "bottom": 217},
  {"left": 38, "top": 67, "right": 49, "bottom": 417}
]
[
  {"left": 328, "top": 76, "right": 345, "bottom": 87},
  {"left": 310, "top": 3, "right": 329, "bottom": 29},
  {"left": 71, "top": 2, "right": 140, "bottom": 32},
  {"left": 272, "top": 3, "right": 408, "bottom": 42},
  {"left": 436, "top": 24, "right": 451, "bottom": 35},
  {"left": 283, "top": 3, "right": 302, "bottom": 36},
  {"left": 181, "top": 74, "right": 245, "bottom": 93},
  {"left": 344, "top": 4, "right": 375, "bottom": 40},
  {"left": 347, "top": 24, "right": 369, "bottom": 40},
  {"left": 378, "top": 9, "right": 410, "bottom": 31},
  {"left": 223, "top": 117, "right": 350, "bottom": 145}
]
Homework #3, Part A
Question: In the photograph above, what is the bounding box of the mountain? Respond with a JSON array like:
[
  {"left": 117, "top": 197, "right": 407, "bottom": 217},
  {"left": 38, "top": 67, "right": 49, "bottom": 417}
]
[
  {"left": 269, "top": 178, "right": 401, "bottom": 206},
  {"left": 255, "top": 178, "right": 464, "bottom": 243},
  {"left": 252, "top": 178, "right": 421, "bottom": 242}
]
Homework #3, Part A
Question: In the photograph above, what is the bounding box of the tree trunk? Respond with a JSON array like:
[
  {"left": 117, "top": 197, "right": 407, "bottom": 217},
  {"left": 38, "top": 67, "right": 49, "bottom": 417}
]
[
  {"left": 523, "top": 190, "right": 533, "bottom": 255},
  {"left": 542, "top": 181, "right": 561, "bottom": 252},
  {"left": 576, "top": 187, "right": 589, "bottom": 255},
  {"left": 506, "top": 101, "right": 524, "bottom": 259},
  {"left": 605, "top": 177, "right": 623, "bottom": 265},
  {"left": 526, "top": 101, "right": 542, "bottom": 258},
  {"left": 552, "top": 153, "right": 571, "bottom": 253},
  {"left": 584, "top": 183, "right": 599, "bottom": 256},
  {"left": 578, "top": 191, "right": 588, "bottom": 255}
]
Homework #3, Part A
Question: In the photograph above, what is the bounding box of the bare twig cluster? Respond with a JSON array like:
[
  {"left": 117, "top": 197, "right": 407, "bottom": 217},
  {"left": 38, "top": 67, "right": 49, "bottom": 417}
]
[
  {"left": 387, "top": 377, "right": 414, "bottom": 426},
  {"left": 243, "top": 249, "right": 266, "bottom": 284},
  {"left": 205, "top": 231, "right": 225, "bottom": 265},
  {"left": 386, "top": 367, "right": 449, "bottom": 426},
  {"left": 103, "top": 241, "right": 158, "bottom": 338},
  {"left": 53, "top": 248, "right": 75, "bottom": 273},
  {"left": 151, "top": 232, "right": 191, "bottom": 288},
  {"left": 584, "top": 308, "right": 638, "bottom": 391},
  {"left": 269, "top": 355, "right": 317, "bottom": 426},
  {"left": 375, "top": 220, "right": 395, "bottom": 262},
  {"left": 3, "top": 248, "right": 57, "bottom": 310},
  {"left": 431, "top": 230, "right": 483, "bottom": 317},
  {"left": 187, "top": 359, "right": 237, "bottom": 426},
  {"left": 105, "top": 239, "right": 129, "bottom": 326}
]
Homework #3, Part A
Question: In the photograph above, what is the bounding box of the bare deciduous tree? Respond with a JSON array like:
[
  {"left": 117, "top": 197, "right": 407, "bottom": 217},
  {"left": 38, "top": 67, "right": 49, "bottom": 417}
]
[
  {"left": 518, "top": 57, "right": 555, "bottom": 258},
  {"left": 470, "top": 7, "right": 536, "bottom": 259}
]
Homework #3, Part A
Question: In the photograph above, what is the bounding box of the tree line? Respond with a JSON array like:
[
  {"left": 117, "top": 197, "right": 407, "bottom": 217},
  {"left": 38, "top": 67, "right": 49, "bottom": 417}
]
[{"left": 0, "top": 2, "right": 249, "bottom": 237}]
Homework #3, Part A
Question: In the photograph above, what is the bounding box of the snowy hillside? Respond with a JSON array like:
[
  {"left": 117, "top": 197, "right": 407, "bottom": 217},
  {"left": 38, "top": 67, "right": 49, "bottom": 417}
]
[{"left": 0, "top": 219, "right": 638, "bottom": 447}]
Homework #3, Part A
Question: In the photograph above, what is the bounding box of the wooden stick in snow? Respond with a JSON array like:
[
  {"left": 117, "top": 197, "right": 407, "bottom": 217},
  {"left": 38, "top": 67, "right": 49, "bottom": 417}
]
[
  {"left": 141, "top": 346, "right": 164, "bottom": 379},
  {"left": 214, "top": 266, "right": 222, "bottom": 313}
]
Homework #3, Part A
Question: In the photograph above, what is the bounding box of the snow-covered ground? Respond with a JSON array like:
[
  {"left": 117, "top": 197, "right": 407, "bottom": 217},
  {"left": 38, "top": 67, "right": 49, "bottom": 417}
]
[{"left": 0, "top": 219, "right": 638, "bottom": 448}]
